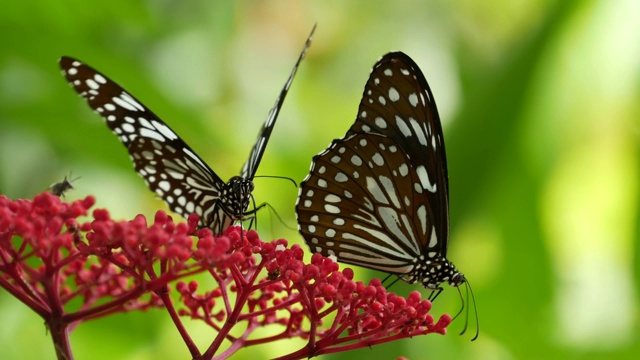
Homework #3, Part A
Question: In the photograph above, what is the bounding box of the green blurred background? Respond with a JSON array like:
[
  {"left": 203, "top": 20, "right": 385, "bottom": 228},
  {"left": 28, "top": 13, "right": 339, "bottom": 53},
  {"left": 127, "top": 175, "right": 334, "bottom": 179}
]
[{"left": 1, "top": 1, "right": 639, "bottom": 359}]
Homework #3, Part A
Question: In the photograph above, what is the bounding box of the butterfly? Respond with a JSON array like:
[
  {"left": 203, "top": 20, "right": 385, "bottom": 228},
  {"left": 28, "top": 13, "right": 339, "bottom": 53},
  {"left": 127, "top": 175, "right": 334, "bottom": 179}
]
[
  {"left": 296, "top": 51, "right": 471, "bottom": 307},
  {"left": 60, "top": 26, "right": 314, "bottom": 235}
]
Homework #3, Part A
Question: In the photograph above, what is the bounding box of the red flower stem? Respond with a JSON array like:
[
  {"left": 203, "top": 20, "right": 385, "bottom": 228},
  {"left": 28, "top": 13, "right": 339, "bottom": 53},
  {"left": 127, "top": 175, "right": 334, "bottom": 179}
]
[
  {"left": 248, "top": 277, "right": 279, "bottom": 291},
  {"left": 281, "top": 325, "right": 409, "bottom": 360},
  {"left": 50, "top": 250, "right": 83, "bottom": 272},
  {"left": 48, "top": 319, "right": 73, "bottom": 360},
  {"left": 242, "top": 327, "right": 295, "bottom": 347},
  {"left": 41, "top": 260, "right": 74, "bottom": 360},
  {"left": 0, "top": 273, "right": 49, "bottom": 316},
  {"left": 295, "top": 284, "right": 318, "bottom": 350},
  {"left": 16, "top": 237, "right": 28, "bottom": 255},
  {"left": 100, "top": 254, "right": 146, "bottom": 283},
  {"left": 210, "top": 269, "right": 232, "bottom": 315},
  {"left": 321, "top": 305, "right": 344, "bottom": 335},
  {"left": 312, "top": 331, "right": 419, "bottom": 357},
  {"left": 203, "top": 264, "right": 253, "bottom": 359},
  {"left": 155, "top": 287, "right": 201, "bottom": 358},
  {"left": 316, "top": 303, "right": 340, "bottom": 320},
  {"left": 229, "top": 262, "right": 247, "bottom": 287},
  {"left": 0, "top": 253, "right": 52, "bottom": 313},
  {"left": 63, "top": 282, "right": 151, "bottom": 322},
  {"left": 211, "top": 321, "right": 259, "bottom": 360},
  {"left": 238, "top": 295, "right": 300, "bottom": 321}
]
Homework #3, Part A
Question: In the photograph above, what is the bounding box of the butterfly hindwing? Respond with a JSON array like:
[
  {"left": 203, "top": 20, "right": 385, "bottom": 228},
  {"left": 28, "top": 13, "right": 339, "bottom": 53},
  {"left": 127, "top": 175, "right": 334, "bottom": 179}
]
[{"left": 298, "top": 133, "right": 437, "bottom": 277}]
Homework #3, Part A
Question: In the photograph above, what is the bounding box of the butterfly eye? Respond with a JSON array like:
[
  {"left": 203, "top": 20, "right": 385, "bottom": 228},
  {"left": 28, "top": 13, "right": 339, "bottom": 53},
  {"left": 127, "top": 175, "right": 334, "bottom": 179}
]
[{"left": 59, "top": 26, "right": 314, "bottom": 235}]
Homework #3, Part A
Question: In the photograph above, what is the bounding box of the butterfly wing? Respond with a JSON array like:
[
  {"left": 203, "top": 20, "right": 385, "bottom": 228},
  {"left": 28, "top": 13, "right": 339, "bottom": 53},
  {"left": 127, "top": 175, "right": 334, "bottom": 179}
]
[
  {"left": 59, "top": 57, "right": 225, "bottom": 229},
  {"left": 346, "top": 52, "right": 450, "bottom": 254},
  {"left": 297, "top": 133, "right": 439, "bottom": 278},
  {"left": 240, "top": 25, "right": 316, "bottom": 180}
]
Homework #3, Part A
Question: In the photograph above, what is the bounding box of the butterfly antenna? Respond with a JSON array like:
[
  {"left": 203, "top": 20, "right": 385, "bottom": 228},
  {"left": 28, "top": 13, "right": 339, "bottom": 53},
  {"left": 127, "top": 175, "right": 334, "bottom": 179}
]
[
  {"left": 453, "top": 282, "right": 468, "bottom": 335},
  {"left": 253, "top": 175, "right": 298, "bottom": 188},
  {"left": 465, "top": 279, "right": 480, "bottom": 341},
  {"left": 264, "top": 202, "right": 297, "bottom": 231}
]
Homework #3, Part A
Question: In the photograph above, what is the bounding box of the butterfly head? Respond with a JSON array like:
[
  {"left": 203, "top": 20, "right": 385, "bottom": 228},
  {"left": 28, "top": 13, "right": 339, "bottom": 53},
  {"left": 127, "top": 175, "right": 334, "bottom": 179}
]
[
  {"left": 220, "top": 176, "right": 254, "bottom": 219},
  {"left": 412, "top": 256, "right": 466, "bottom": 290}
]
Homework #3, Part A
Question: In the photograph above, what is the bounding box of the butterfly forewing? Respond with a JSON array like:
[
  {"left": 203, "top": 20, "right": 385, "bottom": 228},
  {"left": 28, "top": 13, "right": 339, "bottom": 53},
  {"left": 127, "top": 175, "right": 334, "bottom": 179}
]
[
  {"left": 59, "top": 57, "right": 226, "bottom": 229},
  {"left": 347, "top": 52, "right": 450, "bottom": 254},
  {"left": 298, "top": 133, "right": 438, "bottom": 277},
  {"left": 240, "top": 24, "right": 316, "bottom": 180},
  {"left": 60, "top": 28, "right": 314, "bottom": 235},
  {"left": 128, "top": 137, "right": 231, "bottom": 229}
]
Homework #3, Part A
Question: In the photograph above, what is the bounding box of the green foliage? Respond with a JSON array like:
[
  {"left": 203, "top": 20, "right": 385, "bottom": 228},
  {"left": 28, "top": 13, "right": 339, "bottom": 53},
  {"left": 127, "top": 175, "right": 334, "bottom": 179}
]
[{"left": 1, "top": 0, "right": 638, "bottom": 359}]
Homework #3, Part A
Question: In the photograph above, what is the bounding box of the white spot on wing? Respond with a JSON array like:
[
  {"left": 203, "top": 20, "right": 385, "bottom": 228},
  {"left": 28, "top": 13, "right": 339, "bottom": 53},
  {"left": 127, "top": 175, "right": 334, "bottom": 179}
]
[
  {"left": 366, "top": 176, "right": 388, "bottom": 205},
  {"left": 395, "top": 116, "right": 412, "bottom": 137},
  {"left": 428, "top": 225, "right": 438, "bottom": 249},
  {"left": 324, "top": 194, "right": 341, "bottom": 203},
  {"left": 335, "top": 172, "right": 348, "bottom": 183},
  {"left": 417, "top": 205, "right": 427, "bottom": 235},
  {"left": 398, "top": 164, "right": 408, "bottom": 177},
  {"left": 324, "top": 204, "right": 340, "bottom": 214},
  {"left": 416, "top": 165, "right": 436, "bottom": 193},
  {"left": 140, "top": 128, "right": 166, "bottom": 142},
  {"left": 371, "top": 153, "right": 384, "bottom": 166},
  {"left": 94, "top": 74, "right": 107, "bottom": 84},
  {"left": 86, "top": 79, "right": 99, "bottom": 90},
  {"left": 152, "top": 120, "right": 178, "bottom": 141},
  {"left": 409, "top": 93, "right": 419, "bottom": 107},
  {"left": 410, "top": 118, "right": 428, "bottom": 146},
  {"left": 388, "top": 87, "right": 399, "bottom": 102},
  {"left": 379, "top": 175, "right": 400, "bottom": 209}
]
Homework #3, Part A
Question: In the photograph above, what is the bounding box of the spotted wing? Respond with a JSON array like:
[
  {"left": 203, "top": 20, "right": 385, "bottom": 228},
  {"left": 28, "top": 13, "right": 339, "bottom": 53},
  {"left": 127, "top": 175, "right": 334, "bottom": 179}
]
[
  {"left": 59, "top": 56, "right": 225, "bottom": 229},
  {"left": 346, "top": 52, "right": 450, "bottom": 253},
  {"left": 296, "top": 133, "right": 441, "bottom": 276},
  {"left": 240, "top": 25, "right": 316, "bottom": 180}
]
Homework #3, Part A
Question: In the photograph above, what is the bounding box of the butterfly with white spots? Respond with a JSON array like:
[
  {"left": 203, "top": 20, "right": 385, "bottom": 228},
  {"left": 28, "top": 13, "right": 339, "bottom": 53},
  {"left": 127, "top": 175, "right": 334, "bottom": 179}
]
[
  {"left": 60, "top": 26, "right": 314, "bottom": 235},
  {"left": 296, "top": 51, "right": 468, "bottom": 297}
]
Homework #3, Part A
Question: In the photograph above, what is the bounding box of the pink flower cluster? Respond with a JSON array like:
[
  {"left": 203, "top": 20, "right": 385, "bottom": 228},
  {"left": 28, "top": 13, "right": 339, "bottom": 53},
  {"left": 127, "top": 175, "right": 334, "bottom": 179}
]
[{"left": 0, "top": 192, "right": 450, "bottom": 360}]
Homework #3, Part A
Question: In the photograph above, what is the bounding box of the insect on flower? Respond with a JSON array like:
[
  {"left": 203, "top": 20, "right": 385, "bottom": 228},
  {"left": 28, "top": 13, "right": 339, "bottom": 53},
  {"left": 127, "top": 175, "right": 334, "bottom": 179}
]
[{"left": 60, "top": 26, "right": 315, "bottom": 235}]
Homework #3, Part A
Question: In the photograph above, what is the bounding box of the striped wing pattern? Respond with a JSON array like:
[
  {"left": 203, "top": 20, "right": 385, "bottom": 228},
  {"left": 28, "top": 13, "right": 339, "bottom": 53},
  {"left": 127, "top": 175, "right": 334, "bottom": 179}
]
[{"left": 59, "top": 27, "right": 314, "bottom": 235}]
